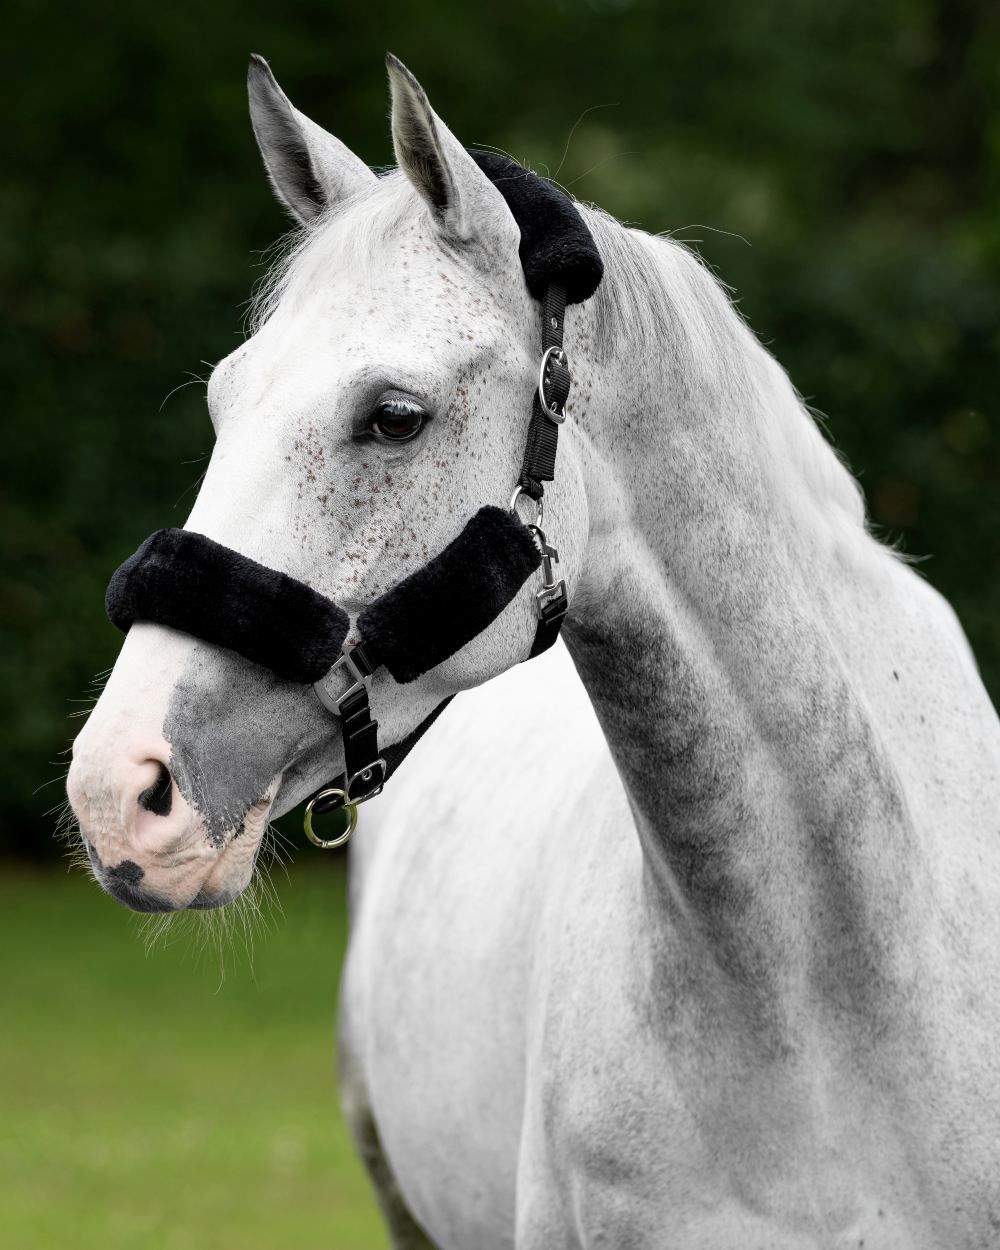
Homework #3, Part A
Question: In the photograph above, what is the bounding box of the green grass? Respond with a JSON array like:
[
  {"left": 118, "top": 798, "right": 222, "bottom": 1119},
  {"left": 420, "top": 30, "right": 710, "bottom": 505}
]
[{"left": 0, "top": 858, "right": 388, "bottom": 1250}]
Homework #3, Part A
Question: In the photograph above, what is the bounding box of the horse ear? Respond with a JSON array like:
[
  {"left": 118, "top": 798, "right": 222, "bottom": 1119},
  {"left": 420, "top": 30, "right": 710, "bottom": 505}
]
[
  {"left": 385, "top": 54, "right": 517, "bottom": 248},
  {"left": 248, "top": 54, "right": 376, "bottom": 224}
]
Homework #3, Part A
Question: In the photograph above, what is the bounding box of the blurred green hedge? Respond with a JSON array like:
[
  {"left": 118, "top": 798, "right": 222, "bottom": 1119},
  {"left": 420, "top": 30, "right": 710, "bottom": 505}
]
[{"left": 3, "top": 0, "right": 997, "bottom": 856}]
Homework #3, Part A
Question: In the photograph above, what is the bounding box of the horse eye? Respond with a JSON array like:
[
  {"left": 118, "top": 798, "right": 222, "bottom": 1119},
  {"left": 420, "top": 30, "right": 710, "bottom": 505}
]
[{"left": 370, "top": 398, "right": 426, "bottom": 443}]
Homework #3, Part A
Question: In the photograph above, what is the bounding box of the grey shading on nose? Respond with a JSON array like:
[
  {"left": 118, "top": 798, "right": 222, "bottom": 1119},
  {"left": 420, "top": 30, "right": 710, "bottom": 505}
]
[
  {"left": 82, "top": 838, "right": 178, "bottom": 913},
  {"left": 138, "top": 761, "right": 173, "bottom": 817}
]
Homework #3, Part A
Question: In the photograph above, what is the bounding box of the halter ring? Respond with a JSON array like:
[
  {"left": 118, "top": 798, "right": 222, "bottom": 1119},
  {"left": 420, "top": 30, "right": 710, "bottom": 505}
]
[
  {"left": 510, "top": 485, "right": 543, "bottom": 529},
  {"left": 303, "top": 788, "right": 358, "bottom": 849}
]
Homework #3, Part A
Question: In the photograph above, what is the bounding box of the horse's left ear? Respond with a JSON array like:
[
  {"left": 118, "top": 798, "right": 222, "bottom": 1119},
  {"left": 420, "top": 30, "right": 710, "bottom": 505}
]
[{"left": 386, "top": 54, "right": 518, "bottom": 252}]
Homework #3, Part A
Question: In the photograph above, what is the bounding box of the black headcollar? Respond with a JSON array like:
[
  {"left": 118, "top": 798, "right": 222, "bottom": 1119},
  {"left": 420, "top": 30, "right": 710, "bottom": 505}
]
[{"left": 105, "top": 154, "right": 603, "bottom": 840}]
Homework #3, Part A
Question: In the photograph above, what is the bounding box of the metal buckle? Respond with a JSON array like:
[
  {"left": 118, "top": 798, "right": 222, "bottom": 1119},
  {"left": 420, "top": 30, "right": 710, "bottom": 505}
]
[
  {"left": 537, "top": 346, "right": 569, "bottom": 424},
  {"left": 314, "top": 643, "right": 375, "bottom": 716},
  {"left": 527, "top": 525, "right": 567, "bottom": 620},
  {"left": 347, "top": 758, "right": 387, "bottom": 802}
]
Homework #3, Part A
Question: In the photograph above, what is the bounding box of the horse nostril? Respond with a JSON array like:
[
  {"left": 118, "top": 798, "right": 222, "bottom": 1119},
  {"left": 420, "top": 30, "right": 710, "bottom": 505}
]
[{"left": 137, "top": 761, "right": 173, "bottom": 817}]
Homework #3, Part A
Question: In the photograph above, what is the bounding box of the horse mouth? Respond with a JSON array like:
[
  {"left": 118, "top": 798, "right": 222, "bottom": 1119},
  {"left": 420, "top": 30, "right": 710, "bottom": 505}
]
[{"left": 82, "top": 787, "right": 276, "bottom": 913}]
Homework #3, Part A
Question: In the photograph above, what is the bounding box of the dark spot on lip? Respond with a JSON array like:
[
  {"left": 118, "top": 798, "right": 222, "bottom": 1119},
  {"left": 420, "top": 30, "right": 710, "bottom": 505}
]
[
  {"left": 106, "top": 858, "right": 144, "bottom": 885},
  {"left": 82, "top": 839, "right": 177, "bottom": 913}
]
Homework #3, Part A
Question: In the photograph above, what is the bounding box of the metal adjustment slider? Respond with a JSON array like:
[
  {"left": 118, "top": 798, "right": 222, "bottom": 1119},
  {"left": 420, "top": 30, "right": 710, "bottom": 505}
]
[
  {"left": 537, "top": 346, "right": 570, "bottom": 424},
  {"left": 314, "top": 641, "right": 376, "bottom": 716}
]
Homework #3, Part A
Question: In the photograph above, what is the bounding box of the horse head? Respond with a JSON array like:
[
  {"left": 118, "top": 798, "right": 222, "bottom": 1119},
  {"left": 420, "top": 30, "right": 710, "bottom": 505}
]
[{"left": 66, "top": 55, "right": 592, "bottom": 911}]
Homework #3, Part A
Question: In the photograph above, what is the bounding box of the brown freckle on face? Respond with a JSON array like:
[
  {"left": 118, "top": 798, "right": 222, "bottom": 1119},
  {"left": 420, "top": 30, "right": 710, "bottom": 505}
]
[{"left": 384, "top": 470, "right": 393, "bottom": 487}]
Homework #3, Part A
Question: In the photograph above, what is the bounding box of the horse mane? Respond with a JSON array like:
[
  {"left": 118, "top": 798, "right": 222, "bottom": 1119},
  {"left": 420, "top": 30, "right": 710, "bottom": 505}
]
[{"left": 578, "top": 204, "right": 870, "bottom": 533}]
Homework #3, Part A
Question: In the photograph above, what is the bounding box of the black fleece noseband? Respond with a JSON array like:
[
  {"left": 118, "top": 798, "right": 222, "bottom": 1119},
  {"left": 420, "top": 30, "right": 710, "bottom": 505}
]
[
  {"left": 106, "top": 154, "right": 603, "bottom": 835},
  {"left": 107, "top": 506, "right": 542, "bottom": 689},
  {"left": 107, "top": 527, "right": 351, "bottom": 683}
]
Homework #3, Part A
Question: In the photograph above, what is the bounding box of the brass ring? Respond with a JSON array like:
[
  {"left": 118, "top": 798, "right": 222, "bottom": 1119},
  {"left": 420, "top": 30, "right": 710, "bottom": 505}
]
[{"left": 303, "top": 788, "right": 358, "bottom": 849}]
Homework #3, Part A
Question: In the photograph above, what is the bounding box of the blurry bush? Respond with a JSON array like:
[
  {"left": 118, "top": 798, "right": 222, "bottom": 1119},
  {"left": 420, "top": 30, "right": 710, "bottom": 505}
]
[{"left": 2, "top": 0, "right": 997, "bottom": 856}]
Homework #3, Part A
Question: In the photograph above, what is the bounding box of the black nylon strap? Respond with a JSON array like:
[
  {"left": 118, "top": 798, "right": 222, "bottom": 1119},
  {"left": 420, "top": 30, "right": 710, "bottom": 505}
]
[
  {"left": 320, "top": 689, "right": 454, "bottom": 805},
  {"left": 529, "top": 590, "right": 568, "bottom": 659},
  {"left": 383, "top": 696, "right": 454, "bottom": 781},
  {"left": 315, "top": 641, "right": 385, "bottom": 803},
  {"left": 519, "top": 284, "right": 568, "bottom": 500},
  {"left": 339, "top": 687, "right": 383, "bottom": 801}
]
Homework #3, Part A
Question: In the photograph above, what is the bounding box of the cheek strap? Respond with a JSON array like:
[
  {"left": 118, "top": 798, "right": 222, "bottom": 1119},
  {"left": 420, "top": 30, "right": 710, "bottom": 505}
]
[{"left": 357, "top": 505, "right": 542, "bottom": 683}]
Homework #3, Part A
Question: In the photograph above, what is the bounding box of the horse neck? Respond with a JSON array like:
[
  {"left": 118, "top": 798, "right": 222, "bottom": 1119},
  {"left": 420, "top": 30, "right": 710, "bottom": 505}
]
[{"left": 562, "top": 224, "right": 929, "bottom": 1026}]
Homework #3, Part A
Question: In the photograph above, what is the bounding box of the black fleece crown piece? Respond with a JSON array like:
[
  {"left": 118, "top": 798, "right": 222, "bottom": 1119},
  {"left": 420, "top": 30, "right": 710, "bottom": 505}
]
[{"left": 469, "top": 152, "right": 603, "bottom": 305}]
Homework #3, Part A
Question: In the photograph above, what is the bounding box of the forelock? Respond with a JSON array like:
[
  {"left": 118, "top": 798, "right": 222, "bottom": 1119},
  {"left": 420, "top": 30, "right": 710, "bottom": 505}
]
[{"left": 249, "top": 172, "right": 430, "bottom": 330}]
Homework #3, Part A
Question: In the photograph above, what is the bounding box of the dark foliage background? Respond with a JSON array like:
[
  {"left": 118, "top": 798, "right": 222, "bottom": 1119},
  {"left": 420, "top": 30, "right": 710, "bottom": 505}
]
[{"left": 3, "top": 0, "right": 998, "bottom": 857}]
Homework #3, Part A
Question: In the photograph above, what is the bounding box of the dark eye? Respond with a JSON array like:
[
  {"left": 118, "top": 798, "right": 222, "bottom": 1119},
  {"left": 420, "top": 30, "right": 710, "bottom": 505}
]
[{"left": 370, "top": 398, "right": 426, "bottom": 443}]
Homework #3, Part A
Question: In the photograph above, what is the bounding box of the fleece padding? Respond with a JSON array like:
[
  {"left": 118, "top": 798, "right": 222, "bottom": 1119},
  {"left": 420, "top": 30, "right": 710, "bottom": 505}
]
[
  {"left": 470, "top": 151, "right": 604, "bottom": 305},
  {"left": 358, "top": 506, "right": 541, "bottom": 684},
  {"left": 105, "top": 528, "right": 350, "bottom": 684}
]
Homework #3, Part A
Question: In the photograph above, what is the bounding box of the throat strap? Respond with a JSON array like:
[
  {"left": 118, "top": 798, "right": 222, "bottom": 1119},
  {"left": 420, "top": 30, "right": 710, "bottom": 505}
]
[{"left": 316, "top": 691, "right": 455, "bottom": 812}]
